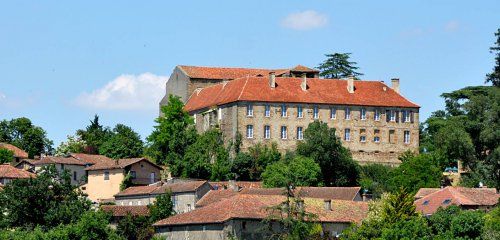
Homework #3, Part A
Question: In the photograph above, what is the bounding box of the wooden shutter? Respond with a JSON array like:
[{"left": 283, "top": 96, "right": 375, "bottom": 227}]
[
  {"left": 386, "top": 110, "right": 390, "bottom": 122},
  {"left": 395, "top": 111, "right": 400, "bottom": 123},
  {"left": 410, "top": 111, "right": 414, "bottom": 123}
]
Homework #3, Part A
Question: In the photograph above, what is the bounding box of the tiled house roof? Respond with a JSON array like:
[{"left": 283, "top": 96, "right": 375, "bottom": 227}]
[
  {"left": 35, "top": 156, "right": 87, "bottom": 166},
  {"left": 115, "top": 181, "right": 210, "bottom": 197},
  {"left": 155, "top": 194, "right": 368, "bottom": 226},
  {"left": 178, "top": 65, "right": 289, "bottom": 80},
  {"left": 414, "top": 188, "right": 440, "bottom": 199},
  {"left": 0, "top": 143, "right": 28, "bottom": 158},
  {"left": 0, "top": 164, "right": 36, "bottom": 179},
  {"left": 195, "top": 189, "right": 240, "bottom": 208},
  {"left": 184, "top": 77, "right": 419, "bottom": 112},
  {"left": 239, "top": 187, "right": 361, "bottom": 201},
  {"left": 209, "top": 181, "right": 263, "bottom": 190},
  {"left": 101, "top": 205, "right": 150, "bottom": 217},
  {"left": 84, "top": 158, "right": 161, "bottom": 171},
  {"left": 70, "top": 153, "right": 112, "bottom": 165},
  {"left": 415, "top": 187, "right": 500, "bottom": 215}
]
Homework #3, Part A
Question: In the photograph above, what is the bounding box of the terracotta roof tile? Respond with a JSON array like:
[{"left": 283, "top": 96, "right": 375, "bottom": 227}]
[
  {"left": 209, "top": 181, "right": 263, "bottom": 190},
  {"left": 178, "top": 65, "right": 289, "bottom": 80},
  {"left": 115, "top": 181, "right": 209, "bottom": 197},
  {"left": 154, "top": 194, "right": 368, "bottom": 226},
  {"left": 115, "top": 185, "right": 159, "bottom": 197},
  {"left": 415, "top": 186, "right": 500, "bottom": 215},
  {"left": 185, "top": 77, "right": 419, "bottom": 112},
  {"left": 0, "top": 164, "right": 36, "bottom": 179},
  {"left": 101, "top": 205, "right": 150, "bottom": 217},
  {"left": 414, "top": 188, "right": 440, "bottom": 199},
  {"left": 35, "top": 156, "right": 87, "bottom": 166},
  {"left": 85, "top": 158, "right": 161, "bottom": 171},
  {"left": 0, "top": 143, "right": 28, "bottom": 158},
  {"left": 290, "top": 65, "right": 319, "bottom": 72},
  {"left": 196, "top": 189, "right": 240, "bottom": 208},
  {"left": 240, "top": 187, "right": 361, "bottom": 201},
  {"left": 70, "top": 153, "right": 112, "bottom": 165}
]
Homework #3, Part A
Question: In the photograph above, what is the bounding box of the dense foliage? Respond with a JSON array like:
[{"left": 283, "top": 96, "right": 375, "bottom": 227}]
[
  {"left": 486, "top": 28, "right": 500, "bottom": 86},
  {"left": 117, "top": 214, "right": 154, "bottom": 240},
  {"left": 317, "top": 53, "right": 363, "bottom": 79},
  {"left": 262, "top": 156, "right": 321, "bottom": 188},
  {"left": 76, "top": 115, "right": 112, "bottom": 154},
  {"left": 0, "top": 117, "right": 53, "bottom": 158},
  {"left": 100, "top": 124, "right": 144, "bottom": 159},
  {"left": 54, "top": 135, "right": 86, "bottom": 156},
  {"left": 0, "top": 148, "right": 14, "bottom": 164},
  {"left": 231, "top": 143, "right": 281, "bottom": 181},
  {"left": 149, "top": 192, "right": 175, "bottom": 223}
]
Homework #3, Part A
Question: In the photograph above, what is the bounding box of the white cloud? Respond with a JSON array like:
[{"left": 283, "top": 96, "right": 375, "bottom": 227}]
[
  {"left": 75, "top": 73, "right": 168, "bottom": 110},
  {"left": 281, "top": 10, "right": 328, "bottom": 30},
  {"left": 444, "top": 20, "right": 460, "bottom": 32}
]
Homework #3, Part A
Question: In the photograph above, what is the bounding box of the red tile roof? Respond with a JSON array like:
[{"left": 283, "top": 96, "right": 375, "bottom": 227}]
[
  {"left": 35, "top": 156, "right": 87, "bottom": 166},
  {"left": 184, "top": 77, "right": 419, "bottom": 112},
  {"left": 178, "top": 65, "right": 289, "bottom": 80},
  {"left": 0, "top": 164, "right": 36, "bottom": 179},
  {"left": 196, "top": 189, "right": 240, "bottom": 208},
  {"left": 85, "top": 158, "right": 161, "bottom": 171},
  {"left": 0, "top": 143, "right": 28, "bottom": 158},
  {"left": 209, "top": 181, "right": 263, "bottom": 190},
  {"left": 415, "top": 187, "right": 500, "bottom": 215},
  {"left": 290, "top": 65, "right": 319, "bottom": 73},
  {"left": 101, "top": 205, "right": 150, "bottom": 217},
  {"left": 240, "top": 187, "right": 361, "bottom": 201},
  {"left": 115, "top": 181, "right": 209, "bottom": 197},
  {"left": 70, "top": 153, "right": 112, "bottom": 165},
  {"left": 155, "top": 194, "right": 368, "bottom": 226},
  {"left": 414, "top": 188, "right": 440, "bottom": 199}
]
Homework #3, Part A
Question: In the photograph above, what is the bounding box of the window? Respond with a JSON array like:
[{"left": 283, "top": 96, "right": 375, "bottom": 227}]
[
  {"left": 313, "top": 106, "right": 319, "bottom": 119},
  {"left": 264, "top": 125, "right": 271, "bottom": 139},
  {"left": 390, "top": 110, "right": 396, "bottom": 122},
  {"left": 330, "top": 107, "right": 336, "bottom": 119},
  {"left": 187, "top": 204, "right": 192, "bottom": 211},
  {"left": 423, "top": 200, "right": 430, "bottom": 206},
  {"left": 246, "top": 125, "right": 254, "bottom": 138},
  {"left": 345, "top": 108, "right": 351, "bottom": 120},
  {"left": 104, "top": 171, "right": 109, "bottom": 180},
  {"left": 360, "top": 136, "right": 366, "bottom": 142},
  {"left": 344, "top": 129, "right": 351, "bottom": 141},
  {"left": 61, "top": 164, "right": 64, "bottom": 170},
  {"left": 297, "top": 105, "right": 303, "bottom": 118},
  {"left": 264, "top": 104, "right": 270, "bottom": 117},
  {"left": 374, "top": 109, "right": 380, "bottom": 121},
  {"left": 129, "top": 171, "right": 136, "bottom": 179},
  {"left": 297, "top": 127, "right": 303, "bottom": 140},
  {"left": 404, "top": 130, "right": 410, "bottom": 144},
  {"left": 150, "top": 172, "right": 156, "bottom": 184},
  {"left": 442, "top": 199, "right": 452, "bottom": 205},
  {"left": 374, "top": 136, "right": 380, "bottom": 143},
  {"left": 361, "top": 108, "right": 366, "bottom": 120},
  {"left": 246, "top": 104, "right": 253, "bottom": 116},
  {"left": 404, "top": 110, "right": 411, "bottom": 122},
  {"left": 217, "top": 108, "right": 222, "bottom": 120},
  {"left": 360, "top": 129, "right": 366, "bottom": 142},
  {"left": 389, "top": 130, "right": 396, "bottom": 143},
  {"left": 73, "top": 171, "right": 77, "bottom": 181},
  {"left": 281, "top": 126, "right": 287, "bottom": 139},
  {"left": 281, "top": 104, "right": 287, "bottom": 117}
]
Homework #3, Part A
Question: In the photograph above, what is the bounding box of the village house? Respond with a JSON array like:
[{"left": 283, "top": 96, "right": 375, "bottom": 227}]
[
  {"left": 84, "top": 158, "right": 162, "bottom": 203},
  {"left": 160, "top": 65, "right": 420, "bottom": 165},
  {"left": 0, "top": 142, "right": 29, "bottom": 165},
  {"left": 101, "top": 205, "right": 150, "bottom": 228},
  {"left": 414, "top": 186, "right": 500, "bottom": 215},
  {"left": 0, "top": 163, "right": 36, "bottom": 185},
  {"left": 16, "top": 156, "right": 89, "bottom": 185},
  {"left": 154, "top": 194, "right": 369, "bottom": 240},
  {"left": 115, "top": 180, "right": 212, "bottom": 213}
]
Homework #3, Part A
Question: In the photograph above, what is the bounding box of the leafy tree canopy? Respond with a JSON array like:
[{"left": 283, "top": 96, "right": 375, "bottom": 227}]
[
  {"left": 100, "top": 124, "right": 144, "bottom": 159},
  {"left": 262, "top": 156, "right": 321, "bottom": 188},
  {"left": 317, "top": 53, "right": 363, "bottom": 79},
  {"left": 54, "top": 135, "right": 86, "bottom": 157},
  {"left": 0, "top": 117, "right": 53, "bottom": 158},
  {"left": 486, "top": 28, "right": 500, "bottom": 86},
  {"left": 0, "top": 149, "right": 14, "bottom": 164},
  {"left": 231, "top": 142, "right": 281, "bottom": 181},
  {"left": 149, "top": 192, "right": 175, "bottom": 223},
  {"left": 388, "top": 153, "right": 443, "bottom": 194},
  {"left": 76, "top": 115, "right": 112, "bottom": 154}
]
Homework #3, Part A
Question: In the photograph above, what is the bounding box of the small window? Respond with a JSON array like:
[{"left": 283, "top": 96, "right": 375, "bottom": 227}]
[
  {"left": 390, "top": 110, "right": 396, "bottom": 122},
  {"left": 104, "top": 171, "right": 109, "bottom": 180},
  {"left": 374, "top": 129, "right": 380, "bottom": 134},
  {"left": 345, "top": 108, "right": 351, "bottom": 120},
  {"left": 313, "top": 106, "right": 319, "bottom": 119},
  {"left": 246, "top": 104, "right": 253, "bottom": 116},
  {"left": 442, "top": 199, "right": 452, "bottom": 205},
  {"left": 389, "top": 130, "right": 396, "bottom": 144},
  {"left": 281, "top": 126, "right": 287, "bottom": 139},
  {"left": 297, "top": 127, "right": 303, "bottom": 140},
  {"left": 264, "top": 104, "right": 270, "bottom": 117},
  {"left": 361, "top": 108, "right": 366, "bottom": 120},
  {"left": 264, "top": 125, "right": 271, "bottom": 139},
  {"left": 61, "top": 164, "right": 64, "bottom": 170},
  {"left": 297, "top": 105, "right": 303, "bottom": 118},
  {"left": 242, "top": 221, "right": 247, "bottom": 230},
  {"left": 130, "top": 171, "right": 136, "bottom": 179},
  {"left": 344, "top": 129, "right": 351, "bottom": 141},
  {"left": 374, "top": 136, "right": 381, "bottom": 143},
  {"left": 404, "top": 110, "right": 411, "bottom": 122},
  {"left": 423, "top": 200, "right": 430, "bottom": 206},
  {"left": 330, "top": 107, "right": 336, "bottom": 119},
  {"left": 374, "top": 109, "right": 380, "bottom": 121},
  {"left": 187, "top": 204, "right": 192, "bottom": 211},
  {"left": 404, "top": 130, "right": 410, "bottom": 144},
  {"left": 73, "top": 171, "right": 77, "bottom": 181},
  {"left": 218, "top": 108, "right": 222, "bottom": 120},
  {"left": 360, "top": 136, "right": 366, "bottom": 142},
  {"left": 246, "top": 125, "right": 254, "bottom": 138},
  {"left": 281, "top": 104, "right": 287, "bottom": 117}
]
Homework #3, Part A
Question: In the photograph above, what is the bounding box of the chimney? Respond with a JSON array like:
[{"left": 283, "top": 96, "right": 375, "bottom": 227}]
[
  {"left": 300, "top": 73, "right": 307, "bottom": 91},
  {"left": 391, "top": 78, "right": 400, "bottom": 93},
  {"left": 229, "top": 180, "right": 239, "bottom": 192},
  {"left": 323, "top": 199, "right": 332, "bottom": 211},
  {"left": 269, "top": 72, "right": 276, "bottom": 88},
  {"left": 347, "top": 76, "right": 355, "bottom": 93}
]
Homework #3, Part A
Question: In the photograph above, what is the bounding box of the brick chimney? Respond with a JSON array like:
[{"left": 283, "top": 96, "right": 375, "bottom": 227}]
[
  {"left": 391, "top": 78, "right": 400, "bottom": 93},
  {"left": 269, "top": 72, "right": 276, "bottom": 88},
  {"left": 324, "top": 199, "right": 332, "bottom": 211},
  {"left": 300, "top": 73, "right": 307, "bottom": 91},
  {"left": 347, "top": 76, "right": 355, "bottom": 93}
]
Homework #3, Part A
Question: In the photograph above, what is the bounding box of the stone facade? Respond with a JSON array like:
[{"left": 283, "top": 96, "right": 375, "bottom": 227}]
[{"left": 192, "top": 102, "right": 419, "bottom": 166}]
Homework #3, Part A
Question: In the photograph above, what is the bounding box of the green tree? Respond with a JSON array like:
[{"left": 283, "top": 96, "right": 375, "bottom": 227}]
[
  {"left": 317, "top": 53, "right": 363, "bottom": 79},
  {"left": 0, "top": 117, "right": 53, "bottom": 158},
  {"left": 117, "top": 214, "right": 154, "bottom": 240},
  {"left": 77, "top": 115, "right": 112, "bottom": 154},
  {"left": 262, "top": 156, "right": 321, "bottom": 188},
  {"left": 483, "top": 206, "right": 500, "bottom": 240},
  {"left": 182, "top": 128, "right": 230, "bottom": 180},
  {"left": 100, "top": 124, "right": 144, "bottom": 159},
  {"left": 149, "top": 192, "right": 175, "bottom": 223},
  {"left": 0, "top": 165, "right": 91, "bottom": 230},
  {"left": 54, "top": 135, "right": 86, "bottom": 156},
  {"left": 297, "top": 121, "right": 359, "bottom": 186},
  {"left": 146, "top": 95, "right": 197, "bottom": 171},
  {"left": 231, "top": 142, "right": 281, "bottom": 181},
  {"left": 486, "top": 28, "right": 500, "bottom": 87},
  {"left": 380, "top": 188, "right": 418, "bottom": 224},
  {"left": 359, "top": 164, "right": 394, "bottom": 199},
  {"left": 0, "top": 149, "right": 14, "bottom": 164},
  {"left": 388, "top": 154, "right": 442, "bottom": 194}
]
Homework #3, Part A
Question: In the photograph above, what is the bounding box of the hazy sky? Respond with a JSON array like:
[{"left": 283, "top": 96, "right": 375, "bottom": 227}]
[{"left": 1, "top": 1, "right": 499, "bottom": 146}]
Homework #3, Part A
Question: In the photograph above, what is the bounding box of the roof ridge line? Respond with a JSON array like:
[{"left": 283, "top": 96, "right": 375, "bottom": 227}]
[{"left": 238, "top": 76, "right": 250, "bottom": 100}]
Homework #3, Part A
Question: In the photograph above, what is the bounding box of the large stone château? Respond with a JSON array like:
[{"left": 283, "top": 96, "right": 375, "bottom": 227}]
[{"left": 160, "top": 65, "right": 420, "bottom": 165}]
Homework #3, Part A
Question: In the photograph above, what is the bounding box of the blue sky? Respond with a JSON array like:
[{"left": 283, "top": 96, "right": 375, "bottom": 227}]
[{"left": 0, "top": 1, "right": 499, "bottom": 146}]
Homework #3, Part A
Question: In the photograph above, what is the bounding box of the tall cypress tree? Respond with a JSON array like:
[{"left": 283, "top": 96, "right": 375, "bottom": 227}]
[{"left": 486, "top": 28, "right": 500, "bottom": 87}]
